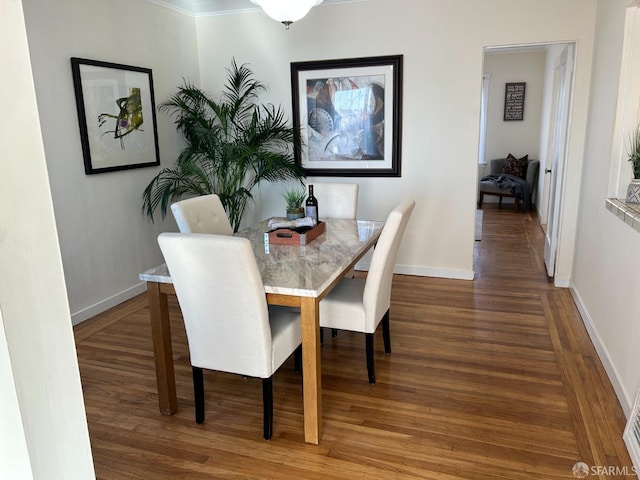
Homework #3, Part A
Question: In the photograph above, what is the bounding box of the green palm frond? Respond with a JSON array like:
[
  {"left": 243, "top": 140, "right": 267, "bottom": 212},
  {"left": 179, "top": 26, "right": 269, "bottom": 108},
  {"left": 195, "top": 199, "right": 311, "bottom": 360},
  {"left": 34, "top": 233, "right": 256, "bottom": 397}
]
[{"left": 142, "top": 59, "right": 305, "bottom": 232}]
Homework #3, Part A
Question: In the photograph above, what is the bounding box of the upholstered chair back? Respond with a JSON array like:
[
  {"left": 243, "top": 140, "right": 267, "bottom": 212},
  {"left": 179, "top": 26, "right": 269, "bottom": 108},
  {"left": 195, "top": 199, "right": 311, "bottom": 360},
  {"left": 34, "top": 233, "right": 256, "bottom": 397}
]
[
  {"left": 157, "top": 233, "right": 276, "bottom": 378},
  {"left": 362, "top": 199, "right": 415, "bottom": 331},
  {"left": 170, "top": 194, "right": 233, "bottom": 235},
  {"left": 309, "top": 183, "right": 359, "bottom": 219}
]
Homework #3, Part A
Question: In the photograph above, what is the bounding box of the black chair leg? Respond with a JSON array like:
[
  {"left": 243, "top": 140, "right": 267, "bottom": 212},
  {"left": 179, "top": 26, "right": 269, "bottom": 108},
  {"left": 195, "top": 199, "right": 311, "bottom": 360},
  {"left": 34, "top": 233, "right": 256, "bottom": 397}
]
[
  {"left": 193, "top": 367, "right": 205, "bottom": 424},
  {"left": 262, "top": 377, "right": 273, "bottom": 440},
  {"left": 294, "top": 345, "right": 302, "bottom": 372},
  {"left": 320, "top": 328, "right": 338, "bottom": 343},
  {"left": 382, "top": 309, "right": 391, "bottom": 355},
  {"left": 365, "top": 333, "right": 375, "bottom": 385}
]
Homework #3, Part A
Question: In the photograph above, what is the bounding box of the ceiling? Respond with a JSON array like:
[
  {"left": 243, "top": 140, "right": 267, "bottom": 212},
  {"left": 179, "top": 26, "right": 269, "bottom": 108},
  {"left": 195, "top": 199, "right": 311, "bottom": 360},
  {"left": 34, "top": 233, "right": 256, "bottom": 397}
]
[{"left": 144, "top": 0, "right": 356, "bottom": 16}]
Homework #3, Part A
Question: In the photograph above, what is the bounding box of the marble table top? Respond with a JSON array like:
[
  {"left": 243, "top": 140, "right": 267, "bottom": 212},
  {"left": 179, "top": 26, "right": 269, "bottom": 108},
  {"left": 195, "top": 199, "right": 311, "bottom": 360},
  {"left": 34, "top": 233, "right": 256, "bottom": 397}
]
[{"left": 140, "top": 218, "right": 384, "bottom": 298}]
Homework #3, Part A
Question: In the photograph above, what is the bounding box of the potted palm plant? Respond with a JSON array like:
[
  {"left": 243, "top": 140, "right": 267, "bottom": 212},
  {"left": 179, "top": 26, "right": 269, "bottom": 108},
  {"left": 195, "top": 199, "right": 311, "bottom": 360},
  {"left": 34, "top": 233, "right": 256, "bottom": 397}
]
[
  {"left": 626, "top": 126, "right": 640, "bottom": 203},
  {"left": 282, "top": 187, "right": 306, "bottom": 220},
  {"left": 141, "top": 59, "right": 305, "bottom": 231}
]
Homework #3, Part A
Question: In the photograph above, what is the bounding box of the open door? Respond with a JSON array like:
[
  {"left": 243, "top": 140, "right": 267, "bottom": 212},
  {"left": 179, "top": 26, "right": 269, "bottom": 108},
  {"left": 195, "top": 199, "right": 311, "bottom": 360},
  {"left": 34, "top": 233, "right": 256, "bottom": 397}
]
[{"left": 544, "top": 45, "right": 574, "bottom": 277}]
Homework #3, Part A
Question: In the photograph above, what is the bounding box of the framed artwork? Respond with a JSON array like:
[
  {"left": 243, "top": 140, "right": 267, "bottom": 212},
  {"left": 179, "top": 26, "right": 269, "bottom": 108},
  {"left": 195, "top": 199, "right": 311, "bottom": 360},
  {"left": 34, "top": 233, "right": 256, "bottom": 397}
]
[
  {"left": 291, "top": 55, "right": 403, "bottom": 177},
  {"left": 504, "top": 82, "right": 526, "bottom": 121},
  {"left": 70, "top": 57, "right": 160, "bottom": 174}
]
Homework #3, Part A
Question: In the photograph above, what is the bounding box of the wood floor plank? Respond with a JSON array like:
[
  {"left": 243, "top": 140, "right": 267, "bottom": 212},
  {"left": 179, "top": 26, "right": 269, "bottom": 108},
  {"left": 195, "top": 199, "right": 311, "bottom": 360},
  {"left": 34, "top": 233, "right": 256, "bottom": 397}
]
[{"left": 75, "top": 204, "right": 633, "bottom": 479}]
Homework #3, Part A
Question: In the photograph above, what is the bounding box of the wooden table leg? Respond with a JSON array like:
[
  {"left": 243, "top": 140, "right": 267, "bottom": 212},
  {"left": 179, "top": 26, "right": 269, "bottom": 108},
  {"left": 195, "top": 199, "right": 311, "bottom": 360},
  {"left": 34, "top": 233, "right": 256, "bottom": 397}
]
[
  {"left": 300, "top": 296, "right": 322, "bottom": 444},
  {"left": 147, "top": 281, "right": 177, "bottom": 415}
]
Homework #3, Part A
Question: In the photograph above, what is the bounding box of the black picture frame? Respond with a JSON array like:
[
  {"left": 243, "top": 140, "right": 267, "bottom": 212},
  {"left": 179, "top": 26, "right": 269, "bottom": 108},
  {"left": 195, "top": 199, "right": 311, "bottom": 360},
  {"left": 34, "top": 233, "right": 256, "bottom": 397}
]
[
  {"left": 504, "top": 82, "right": 526, "bottom": 121},
  {"left": 291, "top": 55, "right": 403, "bottom": 177},
  {"left": 71, "top": 57, "right": 161, "bottom": 174}
]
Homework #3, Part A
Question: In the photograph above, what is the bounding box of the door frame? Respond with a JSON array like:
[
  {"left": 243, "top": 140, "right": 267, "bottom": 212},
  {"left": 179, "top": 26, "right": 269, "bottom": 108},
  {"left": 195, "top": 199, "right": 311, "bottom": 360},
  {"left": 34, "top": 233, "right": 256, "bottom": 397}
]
[
  {"left": 477, "top": 41, "right": 577, "bottom": 283},
  {"left": 543, "top": 44, "right": 575, "bottom": 277}
]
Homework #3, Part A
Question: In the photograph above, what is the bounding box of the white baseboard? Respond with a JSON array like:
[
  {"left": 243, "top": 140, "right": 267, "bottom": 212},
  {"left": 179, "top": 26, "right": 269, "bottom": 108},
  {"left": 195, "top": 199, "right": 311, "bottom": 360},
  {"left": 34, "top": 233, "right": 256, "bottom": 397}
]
[
  {"left": 70, "top": 282, "right": 147, "bottom": 326},
  {"left": 355, "top": 261, "right": 475, "bottom": 280},
  {"left": 569, "top": 285, "right": 632, "bottom": 417},
  {"left": 554, "top": 276, "right": 570, "bottom": 288}
]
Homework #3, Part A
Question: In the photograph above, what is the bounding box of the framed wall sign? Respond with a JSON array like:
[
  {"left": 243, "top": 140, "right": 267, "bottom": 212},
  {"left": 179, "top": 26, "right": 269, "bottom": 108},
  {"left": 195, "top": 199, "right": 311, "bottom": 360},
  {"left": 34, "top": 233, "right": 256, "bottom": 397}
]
[
  {"left": 291, "top": 55, "right": 403, "bottom": 177},
  {"left": 504, "top": 82, "right": 526, "bottom": 121},
  {"left": 71, "top": 57, "right": 161, "bottom": 174}
]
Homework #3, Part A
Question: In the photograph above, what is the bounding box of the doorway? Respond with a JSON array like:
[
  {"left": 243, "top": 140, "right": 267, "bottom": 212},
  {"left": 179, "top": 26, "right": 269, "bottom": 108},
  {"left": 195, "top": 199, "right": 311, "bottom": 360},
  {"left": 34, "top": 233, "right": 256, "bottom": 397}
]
[{"left": 476, "top": 42, "right": 576, "bottom": 280}]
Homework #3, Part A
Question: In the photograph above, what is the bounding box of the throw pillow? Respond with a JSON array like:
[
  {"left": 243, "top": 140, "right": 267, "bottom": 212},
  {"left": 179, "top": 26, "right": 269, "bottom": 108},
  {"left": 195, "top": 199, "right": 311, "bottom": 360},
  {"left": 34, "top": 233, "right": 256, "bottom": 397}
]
[{"left": 502, "top": 153, "right": 528, "bottom": 179}]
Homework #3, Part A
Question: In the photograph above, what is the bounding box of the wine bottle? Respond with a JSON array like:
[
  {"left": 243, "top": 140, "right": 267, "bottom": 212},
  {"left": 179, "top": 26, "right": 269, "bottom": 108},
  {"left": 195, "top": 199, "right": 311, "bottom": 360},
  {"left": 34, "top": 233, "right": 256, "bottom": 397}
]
[{"left": 305, "top": 184, "right": 318, "bottom": 225}]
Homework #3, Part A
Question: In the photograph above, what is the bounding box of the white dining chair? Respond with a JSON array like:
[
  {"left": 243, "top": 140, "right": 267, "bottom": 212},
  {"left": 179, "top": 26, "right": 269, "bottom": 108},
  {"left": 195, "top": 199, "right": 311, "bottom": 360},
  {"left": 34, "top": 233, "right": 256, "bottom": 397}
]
[
  {"left": 157, "top": 232, "right": 302, "bottom": 439},
  {"left": 170, "top": 193, "right": 233, "bottom": 235},
  {"left": 309, "top": 182, "right": 360, "bottom": 340},
  {"left": 319, "top": 199, "right": 415, "bottom": 384},
  {"left": 308, "top": 182, "right": 359, "bottom": 220}
]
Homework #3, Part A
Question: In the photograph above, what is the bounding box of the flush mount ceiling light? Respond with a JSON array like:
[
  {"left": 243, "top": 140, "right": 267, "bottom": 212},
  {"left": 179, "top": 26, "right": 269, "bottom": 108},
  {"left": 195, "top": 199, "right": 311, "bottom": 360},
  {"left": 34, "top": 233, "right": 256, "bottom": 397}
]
[{"left": 250, "top": 0, "right": 323, "bottom": 29}]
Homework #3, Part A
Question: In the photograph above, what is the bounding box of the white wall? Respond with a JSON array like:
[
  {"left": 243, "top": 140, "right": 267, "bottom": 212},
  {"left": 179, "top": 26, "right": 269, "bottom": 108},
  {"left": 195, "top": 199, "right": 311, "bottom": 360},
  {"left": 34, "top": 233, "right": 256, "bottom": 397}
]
[
  {"left": 483, "top": 50, "right": 546, "bottom": 162},
  {"left": 22, "top": 0, "right": 200, "bottom": 324},
  {"left": 195, "top": 0, "right": 596, "bottom": 282},
  {"left": 572, "top": 0, "right": 640, "bottom": 414},
  {"left": 0, "top": 0, "right": 95, "bottom": 477}
]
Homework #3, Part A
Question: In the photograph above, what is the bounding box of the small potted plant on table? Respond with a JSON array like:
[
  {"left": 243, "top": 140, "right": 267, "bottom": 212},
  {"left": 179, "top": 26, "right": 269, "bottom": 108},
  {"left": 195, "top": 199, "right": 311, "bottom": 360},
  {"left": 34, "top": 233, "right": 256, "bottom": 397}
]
[
  {"left": 626, "top": 126, "right": 640, "bottom": 203},
  {"left": 282, "top": 187, "right": 306, "bottom": 220}
]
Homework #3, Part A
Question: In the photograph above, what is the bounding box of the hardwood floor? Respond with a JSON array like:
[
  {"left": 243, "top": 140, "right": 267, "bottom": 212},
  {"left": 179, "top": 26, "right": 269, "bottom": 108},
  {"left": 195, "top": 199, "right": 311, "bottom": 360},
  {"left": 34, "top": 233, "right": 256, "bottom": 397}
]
[{"left": 74, "top": 204, "right": 633, "bottom": 479}]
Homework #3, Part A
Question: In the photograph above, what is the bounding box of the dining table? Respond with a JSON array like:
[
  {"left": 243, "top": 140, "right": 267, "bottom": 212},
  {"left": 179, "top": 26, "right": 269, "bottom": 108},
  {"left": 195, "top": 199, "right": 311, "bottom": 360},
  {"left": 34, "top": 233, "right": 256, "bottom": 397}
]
[{"left": 139, "top": 217, "right": 384, "bottom": 444}]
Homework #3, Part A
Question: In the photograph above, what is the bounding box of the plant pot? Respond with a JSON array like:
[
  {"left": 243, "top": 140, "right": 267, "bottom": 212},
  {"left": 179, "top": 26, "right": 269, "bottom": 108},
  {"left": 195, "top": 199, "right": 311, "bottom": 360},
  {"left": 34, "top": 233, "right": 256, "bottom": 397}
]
[
  {"left": 286, "top": 208, "right": 305, "bottom": 220},
  {"left": 626, "top": 179, "right": 640, "bottom": 204}
]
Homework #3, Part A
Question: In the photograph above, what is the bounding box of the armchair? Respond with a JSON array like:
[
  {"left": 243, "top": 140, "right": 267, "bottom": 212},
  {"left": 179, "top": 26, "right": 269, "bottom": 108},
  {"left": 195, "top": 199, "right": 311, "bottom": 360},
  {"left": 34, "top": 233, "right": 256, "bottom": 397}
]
[{"left": 478, "top": 158, "right": 539, "bottom": 212}]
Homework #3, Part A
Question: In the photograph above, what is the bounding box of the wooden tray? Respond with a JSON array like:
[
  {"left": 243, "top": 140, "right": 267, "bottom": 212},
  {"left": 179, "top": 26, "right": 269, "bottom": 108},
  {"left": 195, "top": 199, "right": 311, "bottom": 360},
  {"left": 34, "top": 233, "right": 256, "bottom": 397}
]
[{"left": 264, "top": 221, "right": 325, "bottom": 246}]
